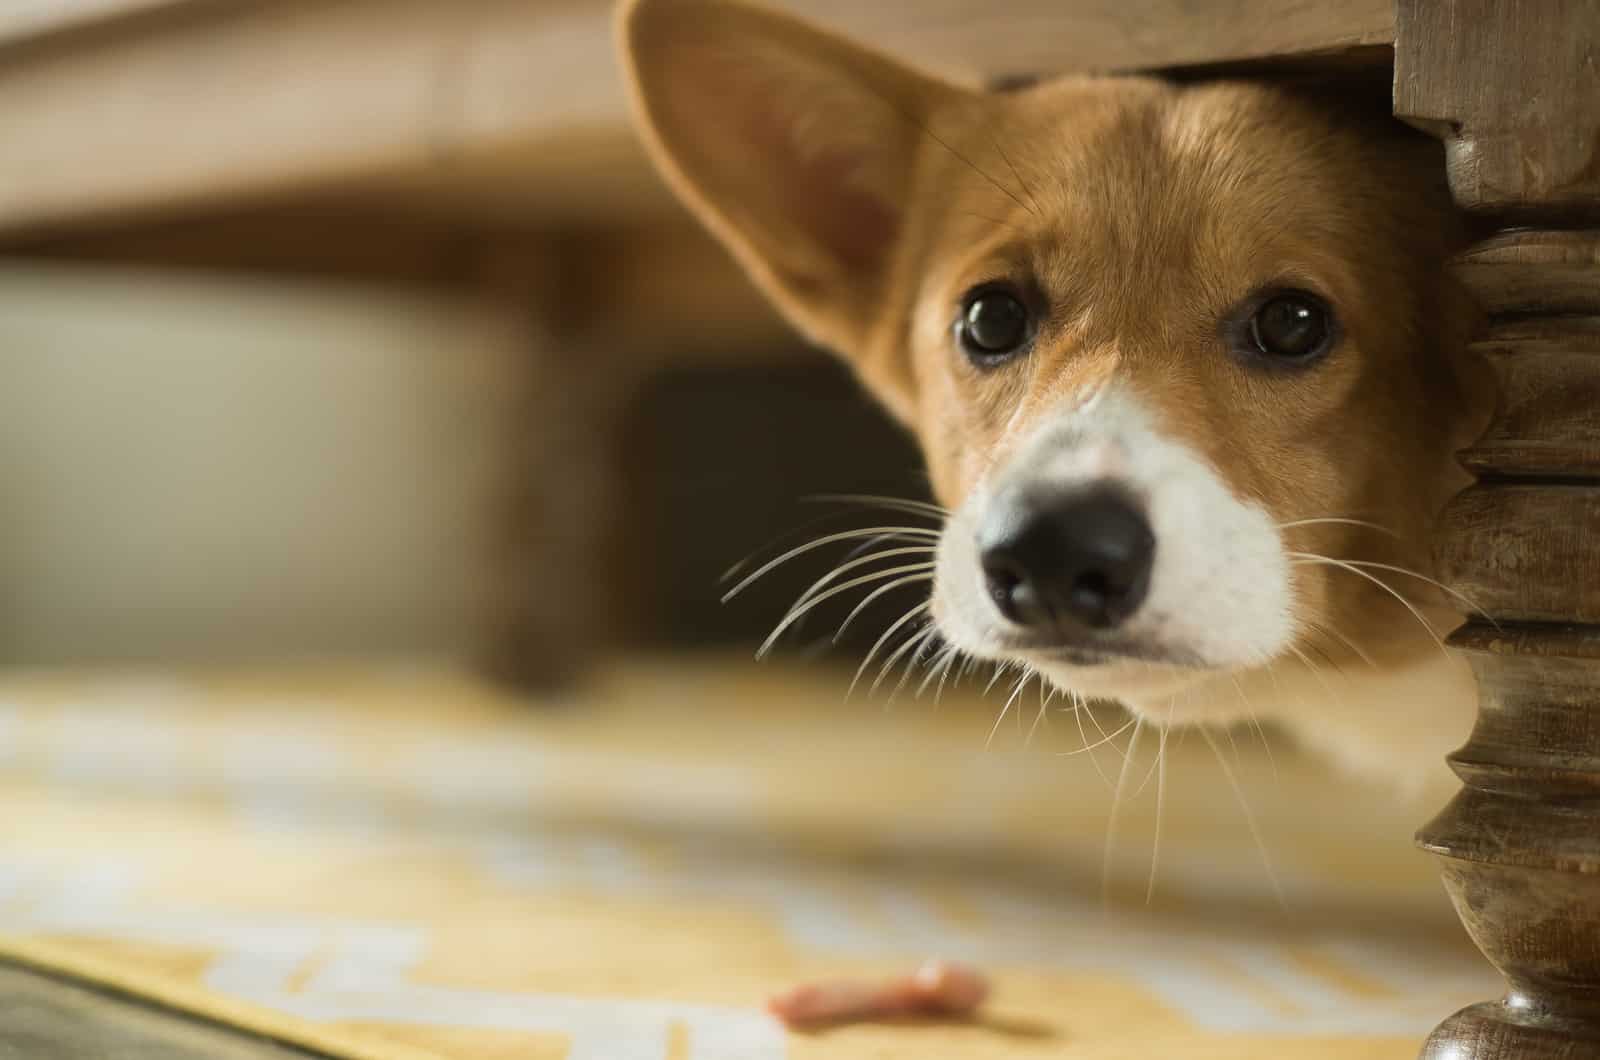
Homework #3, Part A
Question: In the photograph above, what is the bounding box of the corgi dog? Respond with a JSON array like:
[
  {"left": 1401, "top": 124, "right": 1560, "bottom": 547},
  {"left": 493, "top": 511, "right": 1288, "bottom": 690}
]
[{"left": 617, "top": 0, "right": 1492, "bottom": 796}]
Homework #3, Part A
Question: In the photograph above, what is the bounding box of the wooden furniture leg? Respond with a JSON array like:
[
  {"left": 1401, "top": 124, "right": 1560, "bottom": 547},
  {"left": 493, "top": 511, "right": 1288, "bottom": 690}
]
[
  {"left": 481, "top": 323, "right": 634, "bottom": 691},
  {"left": 1393, "top": 2, "right": 1600, "bottom": 1056},
  {"left": 475, "top": 249, "right": 646, "bottom": 693}
]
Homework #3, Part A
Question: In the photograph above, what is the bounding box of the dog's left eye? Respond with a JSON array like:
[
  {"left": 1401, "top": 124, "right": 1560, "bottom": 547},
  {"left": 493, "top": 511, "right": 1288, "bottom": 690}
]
[
  {"left": 957, "top": 285, "right": 1033, "bottom": 364},
  {"left": 1233, "top": 288, "right": 1337, "bottom": 364}
]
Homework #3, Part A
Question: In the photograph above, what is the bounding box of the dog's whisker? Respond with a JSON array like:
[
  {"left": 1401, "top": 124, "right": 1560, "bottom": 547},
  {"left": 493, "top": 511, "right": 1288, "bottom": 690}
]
[
  {"left": 1025, "top": 676, "right": 1052, "bottom": 748},
  {"left": 787, "top": 545, "right": 938, "bottom": 614},
  {"left": 1102, "top": 717, "right": 1145, "bottom": 904},
  {"left": 1261, "top": 657, "right": 1291, "bottom": 712},
  {"left": 914, "top": 643, "right": 951, "bottom": 700},
  {"left": 1147, "top": 699, "right": 1175, "bottom": 904},
  {"left": 1129, "top": 736, "right": 1165, "bottom": 800},
  {"left": 876, "top": 624, "right": 934, "bottom": 704},
  {"left": 1248, "top": 716, "right": 1279, "bottom": 783},
  {"left": 1065, "top": 692, "right": 1115, "bottom": 788},
  {"left": 932, "top": 645, "right": 964, "bottom": 704},
  {"left": 990, "top": 135, "right": 1042, "bottom": 218},
  {"left": 898, "top": 106, "right": 1039, "bottom": 220},
  {"left": 854, "top": 77, "right": 1041, "bottom": 222},
  {"left": 1288, "top": 552, "right": 1451, "bottom": 655},
  {"left": 888, "top": 626, "right": 944, "bottom": 702},
  {"left": 917, "top": 641, "right": 962, "bottom": 700},
  {"left": 913, "top": 644, "right": 948, "bottom": 700},
  {"left": 1079, "top": 698, "right": 1131, "bottom": 767},
  {"left": 982, "top": 661, "right": 1015, "bottom": 698},
  {"left": 833, "top": 571, "right": 935, "bottom": 644},
  {"left": 1200, "top": 726, "right": 1284, "bottom": 909},
  {"left": 1299, "top": 617, "right": 1378, "bottom": 669},
  {"left": 803, "top": 493, "right": 950, "bottom": 521},
  {"left": 723, "top": 525, "right": 939, "bottom": 598},
  {"left": 1057, "top": 714, "right": 1135, "bottom": 759},
  {"left": 1296, "top": 635, "right": 1347, "bottom": 677},
  {"left": 849, "top": 600, "right": 931, "bottom": 699},
  {"left": 1277, "top": 516, "right": 1402, "bottom": 538},
  {"left": 759, "top": 563, "right": 935, "bottom": 658},
  {"left": 781, "top": 549, "right": 933, "bottom": 653},
  {"left": 1309, "top": 556, "right": 1493, "bottom": 624},
  {"left": 831, "top": 530, "right": 932, "bottom": 575},
  {"left": 986, "top": 669, "right": 1035, "bottom": 748},
  {"left": 720, "top": 509, "right": 903, "bottom": 583},
  {"left": 1282, "top": 641, "right": 1345, "bottom": 709},
  {"left": 873, "top": 622, "right": 940, "bottom": 700},
  {"left": 1028, "top": 677, "right": 1056, "bottom": 743},
  {"left": 1224, "top": 673, "right": 1279, "bottom": 782},
  {"left": 1221, "top": 718, "right": 1243, "bottom": 764}
]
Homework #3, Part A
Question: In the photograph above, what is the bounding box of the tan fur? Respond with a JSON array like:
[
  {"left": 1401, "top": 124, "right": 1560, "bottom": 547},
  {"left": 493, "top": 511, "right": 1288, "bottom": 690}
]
[{"left": 620, "top": 0, "right": 1494, "bottom": 794}]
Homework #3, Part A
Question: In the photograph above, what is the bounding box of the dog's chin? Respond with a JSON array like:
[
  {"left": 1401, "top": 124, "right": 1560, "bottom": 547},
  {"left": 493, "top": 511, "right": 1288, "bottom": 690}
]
[
  {"left": 933, "top": 590, "right": 1237, "bottom": 715},
  {"left": 1025, "top": 650, "right": 1215, "bottom": 706}
]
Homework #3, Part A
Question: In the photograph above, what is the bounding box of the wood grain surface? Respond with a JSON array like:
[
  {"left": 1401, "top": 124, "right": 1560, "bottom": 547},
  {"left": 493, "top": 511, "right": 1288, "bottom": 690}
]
[{"left": 1397, "top": 2, "right": 1600, "bottom": 1057}]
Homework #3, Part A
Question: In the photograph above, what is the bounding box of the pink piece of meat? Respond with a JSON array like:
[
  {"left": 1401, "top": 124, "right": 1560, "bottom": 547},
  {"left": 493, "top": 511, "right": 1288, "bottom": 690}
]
[{"left": 767, "top": 961, "right": 990, "bottom": 1029}]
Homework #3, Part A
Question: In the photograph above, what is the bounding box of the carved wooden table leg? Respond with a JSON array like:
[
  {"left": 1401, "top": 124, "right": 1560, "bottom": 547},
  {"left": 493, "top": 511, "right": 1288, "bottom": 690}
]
[{"left": 1393, "top": 2, "right": 1600, "bottom": 1056}]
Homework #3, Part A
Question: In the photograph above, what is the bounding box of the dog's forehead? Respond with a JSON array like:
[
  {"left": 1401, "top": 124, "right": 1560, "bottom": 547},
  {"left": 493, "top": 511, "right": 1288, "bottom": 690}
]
[{"left": 935, "top": 79, "right": 1352, "bottom": 247}]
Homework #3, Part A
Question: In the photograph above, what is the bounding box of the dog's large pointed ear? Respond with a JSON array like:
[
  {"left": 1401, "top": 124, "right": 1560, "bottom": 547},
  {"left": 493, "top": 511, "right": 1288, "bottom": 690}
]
[{"left": 619, "top": 0, "right": 954, "bottom": 373}]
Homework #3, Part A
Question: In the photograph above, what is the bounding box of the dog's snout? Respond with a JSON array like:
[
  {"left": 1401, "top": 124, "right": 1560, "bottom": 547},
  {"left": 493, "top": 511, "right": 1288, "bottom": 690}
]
[{"left": 979, "top": 488, "right": 1155, "bottom": 632}]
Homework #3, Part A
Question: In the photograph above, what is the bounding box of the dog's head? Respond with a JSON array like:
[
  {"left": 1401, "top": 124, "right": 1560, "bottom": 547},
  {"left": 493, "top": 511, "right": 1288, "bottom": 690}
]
[{"left": 620, "top": 0, "right": 1488, "bottom": 725}]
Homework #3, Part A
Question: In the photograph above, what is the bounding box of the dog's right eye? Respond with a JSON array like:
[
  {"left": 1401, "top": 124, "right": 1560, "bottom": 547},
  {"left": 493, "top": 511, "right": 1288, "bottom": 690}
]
[
  {"left": 957, "top": 285, "right": 1033, "bottom": 365},
  {"left": 1223, "top": 286, "right": 1339, "bottom": 369}
]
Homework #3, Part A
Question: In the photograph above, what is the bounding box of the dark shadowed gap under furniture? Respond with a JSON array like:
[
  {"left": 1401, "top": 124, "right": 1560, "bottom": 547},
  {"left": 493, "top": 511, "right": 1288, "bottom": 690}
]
[{"left": 619, "top": 357, "right": 932, "bottom": 658}]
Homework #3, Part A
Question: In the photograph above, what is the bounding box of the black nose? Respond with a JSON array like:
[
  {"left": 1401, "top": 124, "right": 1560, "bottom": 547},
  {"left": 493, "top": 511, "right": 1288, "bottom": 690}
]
[{"left": 980, "top": 489, "right": 1155, "bottom": 632}]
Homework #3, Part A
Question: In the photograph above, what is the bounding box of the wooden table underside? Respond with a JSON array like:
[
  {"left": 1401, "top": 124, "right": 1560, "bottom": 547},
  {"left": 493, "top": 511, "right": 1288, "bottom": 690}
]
[{"left": 0, "top": 0, "right": 1393, "bottom": 240}]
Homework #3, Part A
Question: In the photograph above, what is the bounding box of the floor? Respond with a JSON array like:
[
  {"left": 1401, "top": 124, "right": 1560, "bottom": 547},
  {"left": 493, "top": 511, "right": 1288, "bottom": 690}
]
[{"left": 0, "top": 657, "right": 1497, "bottom": 1060}]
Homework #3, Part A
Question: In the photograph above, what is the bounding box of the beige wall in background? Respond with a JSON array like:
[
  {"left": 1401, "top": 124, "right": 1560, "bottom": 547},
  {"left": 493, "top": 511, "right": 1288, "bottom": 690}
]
[{"left": 0, "top": 265, "right": 521, "bottom": 665}]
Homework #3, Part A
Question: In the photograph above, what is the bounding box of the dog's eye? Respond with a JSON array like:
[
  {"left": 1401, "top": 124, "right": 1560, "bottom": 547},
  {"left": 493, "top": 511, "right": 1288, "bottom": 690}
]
[
  {"left": 1247, "top": 291, "right": 1334, "bottom": 361},
  {"left": 958, "top": 285, "right": 1032, "bottom": 364}
]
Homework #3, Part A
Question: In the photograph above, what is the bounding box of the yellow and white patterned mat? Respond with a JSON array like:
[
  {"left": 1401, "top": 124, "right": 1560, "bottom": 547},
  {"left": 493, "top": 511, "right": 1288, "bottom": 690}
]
[{"left": 0, "top": 661, "right": 1495, "bottom": 1059}]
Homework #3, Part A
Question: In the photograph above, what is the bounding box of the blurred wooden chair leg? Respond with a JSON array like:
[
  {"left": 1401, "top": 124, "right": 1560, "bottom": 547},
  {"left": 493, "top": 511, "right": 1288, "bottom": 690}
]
[
  {"left": 478, "top": 316, "right": 644, "bottom": 694},
  {"left": 470, "top": 241, "right": 650, "bottom": 694}
]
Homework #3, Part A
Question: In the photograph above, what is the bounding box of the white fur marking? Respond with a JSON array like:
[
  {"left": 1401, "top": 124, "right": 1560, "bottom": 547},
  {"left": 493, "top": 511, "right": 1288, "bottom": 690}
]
[{"left": 933, "top": 388, "right": 1293, "bottom": 713}]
